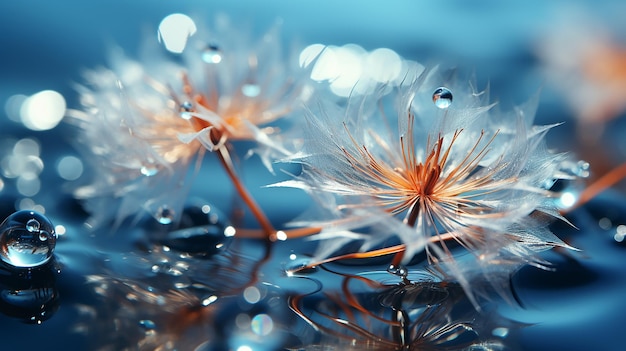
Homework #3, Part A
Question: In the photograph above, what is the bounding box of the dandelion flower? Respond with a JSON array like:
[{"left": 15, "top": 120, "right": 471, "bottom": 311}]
[
  {"left": 277, "top": 67, "right": 578, "bottom": 296},
  {"left": 67, "top": 14, "right": 311, "bottom": 229}
]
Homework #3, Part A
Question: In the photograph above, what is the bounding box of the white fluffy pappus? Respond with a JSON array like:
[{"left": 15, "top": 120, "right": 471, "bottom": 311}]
[
  {"left": 66, "top": 15, "right": 313, "bottom": 229},
  {"left": 274, "top": 67, "right": 579, "bottom": 301}
]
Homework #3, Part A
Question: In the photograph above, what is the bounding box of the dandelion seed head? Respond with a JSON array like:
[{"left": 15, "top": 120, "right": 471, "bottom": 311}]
[
  {"left": 283, "top": 66, "right": 578, "bottom": 299},
  {"left": 68, "top": 14, "right": 311, "bottom": 228}
]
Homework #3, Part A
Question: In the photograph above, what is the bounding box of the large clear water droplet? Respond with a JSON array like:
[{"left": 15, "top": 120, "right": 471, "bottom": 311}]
[
  {"left": 0, "top": 210, "right": 57, "bottom": 268},
  {"left": 158, "top": 199, "right": 231, "bottom": 257},
  {"left": 432, "top": 87, "right": 453, "bottom": 109},
  {"left": 201, "top": 44, "right": 223, "bottom": 64}
]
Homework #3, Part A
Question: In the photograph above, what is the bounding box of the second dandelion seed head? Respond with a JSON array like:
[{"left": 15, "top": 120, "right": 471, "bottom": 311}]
[{"left": 68, "top": 13, "right": 313, "bottom": 228}]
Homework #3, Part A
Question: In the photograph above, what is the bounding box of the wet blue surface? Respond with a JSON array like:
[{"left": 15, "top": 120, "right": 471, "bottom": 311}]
[{"left": 2, "top": 1, "right": 626, "bottom": 350}]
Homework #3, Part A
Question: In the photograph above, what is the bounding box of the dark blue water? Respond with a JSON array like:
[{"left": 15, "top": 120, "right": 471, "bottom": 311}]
[{"left": 2, "top": 1, "right": 626, "bottom": 350}]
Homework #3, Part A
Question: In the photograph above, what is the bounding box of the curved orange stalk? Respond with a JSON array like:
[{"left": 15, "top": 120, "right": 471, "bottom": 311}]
[
  {"left": 289, "top": 232, "right": 462, "bottom": 273},
  {"left": 181, "top": 73, "right": 281, "bottom": 241},
  {"left": 233, "top": 226, "right": 323, "bottom": 240},
  {"left": 215, "top": 146, "right": 277, "bottom": 240}
]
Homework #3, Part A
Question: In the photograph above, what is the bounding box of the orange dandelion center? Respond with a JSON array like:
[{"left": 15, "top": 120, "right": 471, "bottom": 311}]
[{"left": 341, "top": 113, "right": 511, "bottom": 230}]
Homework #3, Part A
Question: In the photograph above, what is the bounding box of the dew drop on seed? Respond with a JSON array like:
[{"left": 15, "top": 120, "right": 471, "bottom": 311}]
[
  {"left": 558, "top": 159, "right": 591, "bottom": 178},
  {"left": 179, "top": 101, "right": 194, "bottom": 119},
  {"left": 387, "top": 264, "right": 409, "bottom": 279},
  {"left": 0, "top": 210, "right": 57, "bottom": 268},
  {"left": 575, "top": 160, "right": 590, "bottom": 178},
  {"left": 432, "top": 87, "right": 453, "bottom": 109},
  {"left": 201, "top": 44, "right": 223, "bottom": 64},
  {"left": 180, "top": 101, "right": 193, "bottom": 112}
]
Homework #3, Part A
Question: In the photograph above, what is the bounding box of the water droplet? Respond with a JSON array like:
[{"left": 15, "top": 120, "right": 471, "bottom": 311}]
[
  {"left": 387, "top": 264, "right": 409, "bottom": 279},
  {"left": 0, "top": 210, "right": 57, "bottom": 268},
  {"left": 432, "top": 87, "right": 453, "bottom": 109},
  {"left": 140, "top": 165, "right": 159, "bottom": 177},
  {"left": 575, "top": 160, "right": 590, "bottom": 178},
  {"left": 550, "top": 178, "right": 584, "bottom": 210},
  {"left": 285, "top": 254, "right": 318, "bottom": 276},
  {"left": 558, "top": 159, "right": 591, "bottom": 178},
  {"left": 155, "top": 206, "right": 175, "bottom": 225},
  {"left": 180, "top": 101, "right": 193, "bottom": 112},
  {"left": 158, "top": 199, "right": 231, "bottom": 256},
  {"left": 201, "top": 44, "right": 223, "bottom": 64},
  {"left": 138, "top": 319, "right": 157, "bottom": 330},
  {"left": 241, "top": 83, "right": 261, "bottom": 97},
  {"left": 492, "top": 327, "right": 509, "bottom": 338},
  {"left": 25, "top": 219, "right": 40, "bottom": 232}
]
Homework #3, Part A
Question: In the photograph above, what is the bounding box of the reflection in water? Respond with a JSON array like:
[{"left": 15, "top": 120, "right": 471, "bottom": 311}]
[
  {"left": 0, "top": 259, "right": 60, "bottom": 324},
  {"left": 290, "top": 267, "right": 519, "bottom": 350}
]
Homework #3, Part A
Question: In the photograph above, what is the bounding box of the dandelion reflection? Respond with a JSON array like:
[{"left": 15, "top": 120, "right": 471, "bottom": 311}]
[{"left": 289, "top": 267, "right": 518, "bottom": 350}]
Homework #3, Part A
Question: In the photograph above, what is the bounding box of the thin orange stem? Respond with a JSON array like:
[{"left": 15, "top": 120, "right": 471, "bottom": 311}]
[
  {"left": 565, "top": 160, "right": 626, "bottom": 213},
  {"left": 229, "top": 226, "right": 323, "bottom": 240},
  {"left": 292, "top": 244, "right": 408, "bottom": 272},
  {"left": 216, "top": 146, "right": 276, "bottom": 239},
  {"left": 291, "top": 232, "right": 461, "bottom": 272}
]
